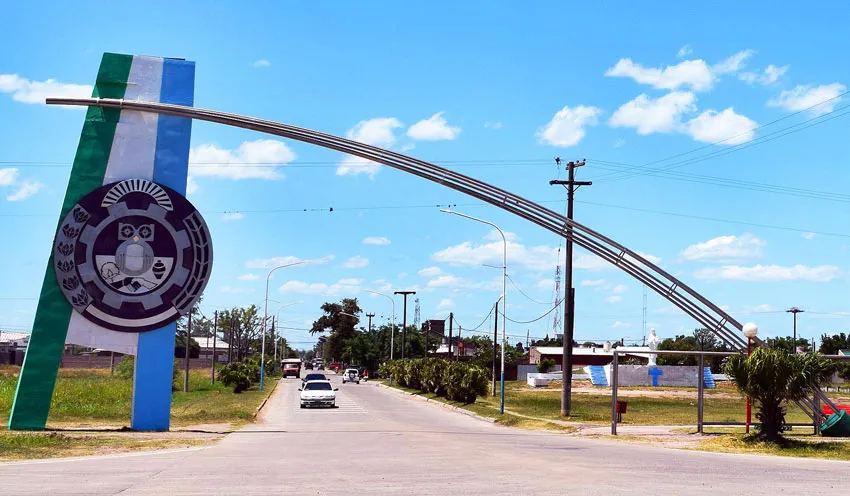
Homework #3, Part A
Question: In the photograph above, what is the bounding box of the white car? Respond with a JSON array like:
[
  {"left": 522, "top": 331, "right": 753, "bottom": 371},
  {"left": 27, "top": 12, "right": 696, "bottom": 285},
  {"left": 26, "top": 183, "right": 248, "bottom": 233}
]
[
  {"left": 300, "top": 380, "right": 337, "bottom": 408},
  {"left": 342, "top": 368, "right": 360, "bottom": 384}
]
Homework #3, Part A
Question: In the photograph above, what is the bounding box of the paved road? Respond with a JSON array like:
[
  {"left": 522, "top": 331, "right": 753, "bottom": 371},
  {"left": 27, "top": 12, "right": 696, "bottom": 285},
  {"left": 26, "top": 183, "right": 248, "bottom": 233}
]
[{"left": 2, "top": 374, "right": 848, "bottom": 495}]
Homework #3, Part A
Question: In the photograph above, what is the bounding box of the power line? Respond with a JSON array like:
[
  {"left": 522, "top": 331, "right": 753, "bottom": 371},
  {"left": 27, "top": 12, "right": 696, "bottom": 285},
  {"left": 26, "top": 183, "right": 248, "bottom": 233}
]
[
  {"left": 499, "top": 300, "right": 563, "bottom": 324},
  {"left": 591, "top": 88, "right": 850, "bottom": 183},
  {"left": 506, "top": 274, "right": 551, "bottom": 305}
]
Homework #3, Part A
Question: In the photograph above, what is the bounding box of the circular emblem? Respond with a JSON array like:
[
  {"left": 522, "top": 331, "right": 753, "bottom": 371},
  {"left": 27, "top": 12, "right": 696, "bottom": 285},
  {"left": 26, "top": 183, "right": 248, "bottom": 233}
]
[{"left": 53, "top": 179, "right": 213, "bottom": 333}]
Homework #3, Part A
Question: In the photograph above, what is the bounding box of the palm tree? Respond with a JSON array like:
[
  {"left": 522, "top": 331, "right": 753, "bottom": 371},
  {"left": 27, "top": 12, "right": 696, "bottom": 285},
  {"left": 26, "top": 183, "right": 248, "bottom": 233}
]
[{"left": 725, "top": 347, "right": 834, "bottom": 442}]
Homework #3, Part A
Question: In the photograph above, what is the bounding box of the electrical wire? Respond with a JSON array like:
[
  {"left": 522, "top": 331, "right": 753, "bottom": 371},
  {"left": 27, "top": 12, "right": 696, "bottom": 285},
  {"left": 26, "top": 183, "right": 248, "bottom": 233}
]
[
  {"left": 498, "top": 299, "right": 563, "bottom": 324},
  {"left": 505, "top": 274, "right": 550, "bottom": 305}
]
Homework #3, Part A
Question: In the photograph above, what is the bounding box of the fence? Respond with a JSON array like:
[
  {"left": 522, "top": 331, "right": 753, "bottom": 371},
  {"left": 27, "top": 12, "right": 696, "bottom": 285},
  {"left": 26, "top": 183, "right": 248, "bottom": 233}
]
[
  {"left": 59, "top": 355, "right": 215, "bottom": 369},
  {"left": 609, "top": 350, "right": 848, "bottom": 436}
]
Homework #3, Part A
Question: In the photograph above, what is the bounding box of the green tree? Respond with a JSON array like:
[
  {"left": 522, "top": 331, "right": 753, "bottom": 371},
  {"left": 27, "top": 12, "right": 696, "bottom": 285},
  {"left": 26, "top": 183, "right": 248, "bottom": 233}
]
[
  {"left": 819, "top": 333, "right": 850, "bottom": 355},
  {"left": 309, "top": 298, "right": 363, "bottom": 362},
  {"left": 770, "top": 336, "right": 811, "bottom": 353},
  {"left": 725, "top": 348, "right": 834, "bottom": 442},
  {"left": 174, "top": 333, "right": 200, "bottom": 358}
]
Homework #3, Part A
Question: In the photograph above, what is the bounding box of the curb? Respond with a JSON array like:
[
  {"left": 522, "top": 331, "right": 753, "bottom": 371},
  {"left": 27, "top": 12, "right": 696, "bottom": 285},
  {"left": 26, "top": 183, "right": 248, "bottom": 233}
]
[
  {"left": 373, "top": 382, "right": 496, "bottom": 424},
  {"left": 255, "top": 380, "right": 280, "bottom": 415}
]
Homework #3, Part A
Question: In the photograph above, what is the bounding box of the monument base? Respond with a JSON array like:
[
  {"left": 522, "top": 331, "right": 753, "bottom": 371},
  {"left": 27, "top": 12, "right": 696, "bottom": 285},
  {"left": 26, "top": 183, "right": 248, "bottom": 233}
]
[{"left": 604, "top": 365, "right": 711, "bottom": 388}]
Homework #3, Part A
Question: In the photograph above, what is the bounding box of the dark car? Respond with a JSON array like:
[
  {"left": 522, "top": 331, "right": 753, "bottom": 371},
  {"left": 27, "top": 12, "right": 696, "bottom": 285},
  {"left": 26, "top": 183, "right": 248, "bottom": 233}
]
[
  {"left": 304, "top": 362, "right": 314, "bottom": 370},
  {"left": 301, "top": 373, "right": 329, "bottom": 386}
]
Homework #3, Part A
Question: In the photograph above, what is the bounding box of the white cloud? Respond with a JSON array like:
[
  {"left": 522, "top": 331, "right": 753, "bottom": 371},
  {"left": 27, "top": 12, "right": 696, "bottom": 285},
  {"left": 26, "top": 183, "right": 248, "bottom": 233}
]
[
  {"left": 536, "top": 105, "right": 602, "bottom": 147},
  {"left": 614, "top": 139, "right": 625, "bottom": 148},
  {"left": 245, "top": 254, "right": 334, "bottom": 269},
  {"left": 337, "top": 117, "right": 403, "bottom": 177},
  {"left": 741, "top": 64, "right": 789, "bottom": 86},
  {"left": 407, "top": 112, "right": 461, "bottom": 141},
  {"left": 684, "top": 108, "right": 756, "bottom": 144},
  {"left": 609, "top": 91, "right": 697, "bottom": 135},
  {"left": 238, "top": 274, "right": 260, "bottom": 281},
  {"left": 437, "top": 298, "right": 456, "bottom": 311},
  {"left": 694, "top": 264, "right": 839, "bottom": 282},
  {"left": 803, "top": 232, "right": 816, "bottom": 240},
  {"left": 535, "top": 278, "right": 554, "bottom": 290},
  {"left": 363, "top": 236, "right": 391, "bottom": 245},
  {"left": 677, "top": 45, "right": 693, "bottom": 59},
  {"left": 279, "top": 278, "right": 363, "bottom": 296},
  {"left": 768, "top": 83, "right": 846, "bottom": 116},
  {"left": 680, "top": 233, "right": 765, "bottom": 262},
  {"left": 433, "top": 239, "right": 595, "bottom": 272},
  {"left": 612, "top": 321, "right": 632, "bottom": 328},
  {"left": 425, "top": 274, "right": 500, "bottom": 292},
  {"left": 220, "top": 286, "right": 256, "bottom": 294},
  {"left": 6, "top": 180, "right": 43, "bottom": 201},
  {"left": 611, "top": 284, "right": 628, "bottom": 294},
  {"left": 606, "top": 295, "right": 622, "bottom": 303},
  {"left": 252, "top": 59, "right": 271, "bottom": 68},
  {"left": 343, "top": 256, "right": 369, "bottom": 269},
  {"left": 712, "top": 50, "right": 755, "bottom": 74},
  {"left": 398, "top": 272, "right": 407, "bottom": 279},
  {"left": 483, "top": 230, "right": 519, "bottom": 242},
  {"left": 418, "top": 266, "right": 442, "bottom": 277},
  {"left": 0, "top": 74, "right": 91, "bottom": 105},
  {"left": 634, "top": 251, "right": 662, "bottom": 265},
  {"left": 0, "top": 168, "right": 19, "bottom": 186},
  {"left": 221, "top": 212, "right": 244, "bottom": 221},
  {"left": 186, "top": 176, "right": 199, "bottom": 194},
  {"left": 605, "top": 58, "right": 714, "bottom": 92},
  {"left": 189, "top": 139, "right": 296, "bottom": 180},
  {"left": 581, "top": 279, "right": 606, "bottom": 287},
  {"left": 484, "top": 121, "right": 503, "bottom": 130}
]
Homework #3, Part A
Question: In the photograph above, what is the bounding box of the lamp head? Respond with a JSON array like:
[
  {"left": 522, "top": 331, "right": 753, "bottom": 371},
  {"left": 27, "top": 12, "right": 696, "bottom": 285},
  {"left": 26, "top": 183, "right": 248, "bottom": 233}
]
[{"left": 742, "top": 322, "right": 759, "bottom": 339}]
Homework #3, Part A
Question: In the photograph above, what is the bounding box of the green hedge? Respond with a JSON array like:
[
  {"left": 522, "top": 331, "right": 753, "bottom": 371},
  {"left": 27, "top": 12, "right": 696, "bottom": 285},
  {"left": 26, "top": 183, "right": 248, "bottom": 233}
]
[{"left": 379, "top": 358, "right": 488, "bottom": 404}]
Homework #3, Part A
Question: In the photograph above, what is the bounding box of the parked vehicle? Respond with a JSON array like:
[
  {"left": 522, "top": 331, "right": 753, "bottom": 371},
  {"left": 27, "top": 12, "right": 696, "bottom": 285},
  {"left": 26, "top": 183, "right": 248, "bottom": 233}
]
[
  {"left": 299, "top": 380, "right": 337, "bottom": 408},
  {"left": 281, "top": 358, "right": 301, "bottom": 378},
  {"left": 341, "top": 368, "right": 360, "bottom": 384},
  {"left": 329, "top": 362, "right": 342, "bottom": 372}
]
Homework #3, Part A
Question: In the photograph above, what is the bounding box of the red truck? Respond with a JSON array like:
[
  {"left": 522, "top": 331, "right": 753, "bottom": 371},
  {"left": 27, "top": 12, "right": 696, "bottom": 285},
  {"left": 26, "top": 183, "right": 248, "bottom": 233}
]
[{"left": 281, "top": 358, "right": 302, "bottom": 379}]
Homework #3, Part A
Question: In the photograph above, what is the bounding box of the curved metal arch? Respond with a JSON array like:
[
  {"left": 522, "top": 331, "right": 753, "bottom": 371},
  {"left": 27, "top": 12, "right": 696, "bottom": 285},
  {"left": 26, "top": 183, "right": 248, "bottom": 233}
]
[{"left": 50, "top": 97, "right": 748, "bottom": 351}]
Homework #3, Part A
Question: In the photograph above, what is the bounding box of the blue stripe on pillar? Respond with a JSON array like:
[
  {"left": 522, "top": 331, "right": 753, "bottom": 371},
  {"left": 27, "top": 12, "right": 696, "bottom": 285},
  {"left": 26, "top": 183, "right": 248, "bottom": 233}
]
[{"left": 131, "top": 58, "right": 196, "bottom": 431}]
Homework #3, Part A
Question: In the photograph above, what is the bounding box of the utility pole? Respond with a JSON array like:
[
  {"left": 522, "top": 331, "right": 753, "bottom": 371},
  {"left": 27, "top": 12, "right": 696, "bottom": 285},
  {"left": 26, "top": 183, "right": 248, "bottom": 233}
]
[
  {"left": 550, "top": 158, "right": 590, "bottom": 417},
  {"left": 184, "top": 308, "right": 192, "bottom": 393},
  {"left": 366, "top": 313, "right": 375, "bottom": 333},
  {"left": 786, "top": 307, "right": 804, "bottom": 352},
  {"left": 448, "top": 313, "right": 454, "bottom": 360},
  {"left": 457, "top": 326, "right": 462, "bottom": 359},
  {"left": 526, "top": 329, "right": 530, "bottom": 350},
  {"left": 395, "top": 291, "right": 416, "bottom": 358},
  {"left": 211, "top": 311, "right": 217, "bottom": 384},
  {"left": 492, "top": 300, "right": 499, "bottom": 396}
]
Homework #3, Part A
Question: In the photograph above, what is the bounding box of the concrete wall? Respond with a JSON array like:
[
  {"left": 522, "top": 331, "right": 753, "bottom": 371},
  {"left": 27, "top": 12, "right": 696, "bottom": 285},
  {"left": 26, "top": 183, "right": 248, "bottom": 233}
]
[{"left": 605, "top": 364, "right": 700, "bottom": 387}]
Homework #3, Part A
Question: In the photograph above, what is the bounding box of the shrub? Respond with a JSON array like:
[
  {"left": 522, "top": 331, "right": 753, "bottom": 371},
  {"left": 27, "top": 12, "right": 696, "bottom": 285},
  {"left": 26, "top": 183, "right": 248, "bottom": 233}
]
[
  {"left": 380, "top": 358, "right": 489, "bottom": 404},
  {"left": 725, "top": 348, "right": 834, "bottom": 442},
  {"left": 537, "top": 358, "right": 556, "bottom": 373},
  {"left": 115, "top": 356, "right": 135, "bottom": 379},
  {"left": 218, "top": 362, "right": 254, "bottom": 393}
]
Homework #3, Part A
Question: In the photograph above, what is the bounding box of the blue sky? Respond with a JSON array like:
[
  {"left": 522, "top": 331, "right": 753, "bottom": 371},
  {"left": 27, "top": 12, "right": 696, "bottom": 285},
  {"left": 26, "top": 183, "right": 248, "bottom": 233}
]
[{"left": 2, "top": 1, "right": 850, "bottom": 350}]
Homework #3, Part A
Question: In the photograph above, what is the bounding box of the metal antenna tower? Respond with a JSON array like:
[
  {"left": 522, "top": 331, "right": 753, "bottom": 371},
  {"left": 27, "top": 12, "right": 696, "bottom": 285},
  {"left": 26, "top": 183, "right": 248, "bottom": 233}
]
[
  {"left": 413, "top": 297, "right": 421, "bottom": 328},
  {"left": 642, "top": 284, "right": 647, "bottom": 346},
  {"left": 551, "top": 256, "right": 562, "bottom": 337}
]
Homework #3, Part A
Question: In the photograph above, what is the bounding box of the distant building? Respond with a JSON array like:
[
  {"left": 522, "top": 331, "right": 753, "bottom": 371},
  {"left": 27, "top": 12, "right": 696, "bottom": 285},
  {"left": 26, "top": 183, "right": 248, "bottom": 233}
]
[
  {"left": 529, "top": 345, "right": 652, "bottom": 367},
  {"left": 193, "top": 336, "right": 230, "bottom": 362},
  {"left": 0, "top": 330, "right": 29, "bottom": 365}
]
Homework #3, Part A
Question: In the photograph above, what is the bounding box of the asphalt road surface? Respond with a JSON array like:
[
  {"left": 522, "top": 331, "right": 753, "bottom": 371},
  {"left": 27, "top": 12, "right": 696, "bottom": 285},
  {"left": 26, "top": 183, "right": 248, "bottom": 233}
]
[{"left": 2, "top": 374, "right": 848, "bottom": 495}]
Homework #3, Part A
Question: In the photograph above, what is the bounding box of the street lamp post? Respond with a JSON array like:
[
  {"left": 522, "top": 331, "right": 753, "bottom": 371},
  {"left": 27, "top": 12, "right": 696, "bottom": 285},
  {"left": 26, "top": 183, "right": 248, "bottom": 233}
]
[
  {"left": 261, "top": 260, "right": 311, "bottom": 390},
  {"left": 364, "top": 290, "right": 396, "bottom": 360},
  {"left": 742, "top": 322, "right": 759, "bottom": 434},
  {"left": 441, "top": 209, "right": 508, "bottom": 415}
]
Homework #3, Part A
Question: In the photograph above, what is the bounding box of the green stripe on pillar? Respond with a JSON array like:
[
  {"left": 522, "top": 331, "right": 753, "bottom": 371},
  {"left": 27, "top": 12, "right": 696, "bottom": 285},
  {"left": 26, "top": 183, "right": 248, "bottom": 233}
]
[{"left": 8, "top": 53, "right": 134, "bottom": 430}]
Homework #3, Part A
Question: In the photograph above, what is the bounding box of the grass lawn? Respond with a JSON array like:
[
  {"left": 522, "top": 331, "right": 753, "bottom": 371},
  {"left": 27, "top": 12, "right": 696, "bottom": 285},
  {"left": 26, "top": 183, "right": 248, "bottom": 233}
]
[
  {"left": 0, "top": 432, "right": 211, "bottom": 461},
  {"left": 694, "top": 435, "right": 850, "bottom": 461},
  {"left": 0, "top": 367, "right": 270, "bottom": 428}
]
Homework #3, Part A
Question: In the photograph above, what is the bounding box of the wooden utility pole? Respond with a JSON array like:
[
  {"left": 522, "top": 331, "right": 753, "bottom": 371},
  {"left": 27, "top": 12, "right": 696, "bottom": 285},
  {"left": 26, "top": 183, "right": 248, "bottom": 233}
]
[
  {"left": 394, "top": 291, "right": 416, "bottom": 358},
  {"left": 211, "top": 311, "right": 217, "bottom": 384},
  {"left": 184, "top": 309, "right": 192, "bottom": 393},
  {"left": 550, "top": 158, "right": 590, "bottom": 417},
  {"left": 448, "top": 313, "right": 454, "bottom": 360}
]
